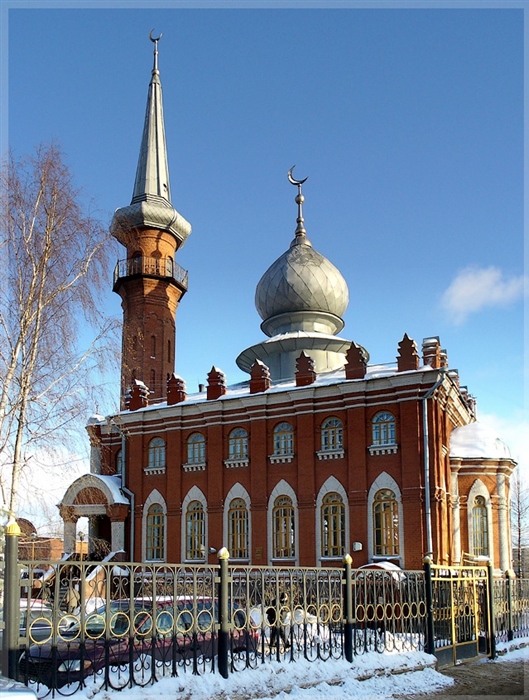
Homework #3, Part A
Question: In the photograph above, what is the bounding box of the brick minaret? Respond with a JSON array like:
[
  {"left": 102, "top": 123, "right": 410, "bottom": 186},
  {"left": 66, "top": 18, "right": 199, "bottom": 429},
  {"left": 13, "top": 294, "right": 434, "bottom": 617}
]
[{"left": 110, "top": 35, "right": 192, "bottom": 406}]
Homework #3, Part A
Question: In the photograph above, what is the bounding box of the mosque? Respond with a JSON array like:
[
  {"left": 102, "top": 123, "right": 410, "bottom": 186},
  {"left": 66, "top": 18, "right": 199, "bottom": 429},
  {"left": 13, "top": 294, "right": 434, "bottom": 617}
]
[{"left": 59, "top": 37, "right": 516, "bottom": 573}]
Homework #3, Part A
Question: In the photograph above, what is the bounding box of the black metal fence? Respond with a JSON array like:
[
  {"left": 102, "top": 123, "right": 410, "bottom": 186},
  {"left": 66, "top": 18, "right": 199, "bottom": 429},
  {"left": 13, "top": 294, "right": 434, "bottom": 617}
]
[{"left": 1, "top": 551, "right": 528, "bottom": 697}]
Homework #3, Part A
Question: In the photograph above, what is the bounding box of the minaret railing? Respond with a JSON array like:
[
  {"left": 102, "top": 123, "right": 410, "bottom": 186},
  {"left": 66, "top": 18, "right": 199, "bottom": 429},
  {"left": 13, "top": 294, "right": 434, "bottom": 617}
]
[{"left": 113, "top": 256, "right": 188, "bottom": 289}]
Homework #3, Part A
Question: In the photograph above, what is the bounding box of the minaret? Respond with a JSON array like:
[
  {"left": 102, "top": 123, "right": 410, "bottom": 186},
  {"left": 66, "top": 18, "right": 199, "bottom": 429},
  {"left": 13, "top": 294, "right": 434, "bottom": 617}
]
[{"left": 111, "top": 33, "right": 191, "bottom": 406}]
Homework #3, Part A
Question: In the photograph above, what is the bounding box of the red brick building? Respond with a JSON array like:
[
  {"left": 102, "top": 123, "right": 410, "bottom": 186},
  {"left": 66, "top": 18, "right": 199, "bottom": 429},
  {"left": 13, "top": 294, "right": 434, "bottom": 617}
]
[{"left": 59, "top": 38, "right": 515, "bottom": 573}]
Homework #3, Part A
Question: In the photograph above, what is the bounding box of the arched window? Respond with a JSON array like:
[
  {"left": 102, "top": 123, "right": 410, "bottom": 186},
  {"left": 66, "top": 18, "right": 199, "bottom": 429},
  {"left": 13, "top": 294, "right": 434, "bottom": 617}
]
[
  {"left": 150, "top": 369, "right": 156, "bottom": 391},
  {"left": 150, "top": 335, "right": 156, "bottom": 358},
  {"left": 273, "top": 495, "right": 295, "bottom": 559},
  {"left": 167, "top": 339, "right": 172, "bottom": 363},
  {"left": 186, "top": 501, "right": 205, "bottom": 560},
  {"left": 373, "top": 489, "right": 399, "bottom": 556},
  {"left": 116, "top": 449, "right": 123, "bottom": 476},
  {"left": 321, "top": 492, "right": 345, "bottom": 557},
  {"left": 321, "top": 417, "right": 343, "bottom": 452},
  {"left": 148, "top": 437, "right": 166, "bottom": 470},
  {"left": 187, "top": 433, "right": 206, "bottom": 464},
  {"left": 228, "top": 498, "right": 249, "bottom": 559},
  {"left": 229, "top": 428, "right": 248, "bottom": 460},
  {"left": 273, "top": 422, "right": 294, "bottom": 455},
  {"left": 166, "top": 256, "right": 174, "bottom": 277},
  {"left": 472, "top": 496, "right": 489, "bottom": 557},
  {"left": 146, "top": 503, "right": 164, "bottom": 561},
  {"left": 372, "top": 412, "right": 396, "bottom": 446}
]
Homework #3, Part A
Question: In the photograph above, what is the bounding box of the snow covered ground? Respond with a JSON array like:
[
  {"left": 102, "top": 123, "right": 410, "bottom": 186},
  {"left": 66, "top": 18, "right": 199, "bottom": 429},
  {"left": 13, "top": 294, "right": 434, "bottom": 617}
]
[{"left": 72, "top": 639, "right": 528, "bottom": 700}]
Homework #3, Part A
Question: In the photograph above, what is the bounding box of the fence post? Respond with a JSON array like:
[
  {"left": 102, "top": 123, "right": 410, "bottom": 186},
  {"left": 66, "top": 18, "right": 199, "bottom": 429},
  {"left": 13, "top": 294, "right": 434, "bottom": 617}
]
[
  {"left": 423, "top": 555, "right": 435, "bottom": 656},
  {"left": 487, "top": 559, "right": 496, "bottom": 659},
  {"left": 506, "top": 569, "right": 514, "bottom": 642},
  {"left": 217, "top": 547, "right": 230, "bottom": 679},
  {"left": 2, "top": 518, "right": 21, "bottom": 680},
  {"left": 343, "top": 554, "right": 354, "bottom": 663}
]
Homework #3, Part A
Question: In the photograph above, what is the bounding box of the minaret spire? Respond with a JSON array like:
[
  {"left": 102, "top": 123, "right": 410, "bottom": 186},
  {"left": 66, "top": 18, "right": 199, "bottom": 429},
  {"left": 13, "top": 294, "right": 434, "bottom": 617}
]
[{"left": 132, "top": 30, "right": 171, "bottom": 205}]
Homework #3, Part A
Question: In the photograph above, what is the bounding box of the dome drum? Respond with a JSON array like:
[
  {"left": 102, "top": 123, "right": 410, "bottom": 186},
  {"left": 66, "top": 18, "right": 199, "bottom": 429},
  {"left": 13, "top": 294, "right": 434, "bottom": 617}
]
[
  {"left": 261, "top": 310, "right": 345, "bottom": 337},
  {"left": 236, "top": 334, "right": 359, "bottom": 379}
]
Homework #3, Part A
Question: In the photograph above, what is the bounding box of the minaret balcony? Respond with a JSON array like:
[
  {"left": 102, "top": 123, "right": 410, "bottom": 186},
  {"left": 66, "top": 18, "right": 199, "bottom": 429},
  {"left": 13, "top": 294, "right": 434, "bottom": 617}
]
[{"left": 113, "top": 256, "right": 188, "bottom": 292}]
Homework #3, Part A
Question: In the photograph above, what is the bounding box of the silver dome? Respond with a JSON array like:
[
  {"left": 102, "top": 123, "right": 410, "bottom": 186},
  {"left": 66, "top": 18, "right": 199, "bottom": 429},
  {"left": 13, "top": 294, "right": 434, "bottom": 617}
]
[{"left": 255, "top": 238, "right": 349, "bottom": 326}]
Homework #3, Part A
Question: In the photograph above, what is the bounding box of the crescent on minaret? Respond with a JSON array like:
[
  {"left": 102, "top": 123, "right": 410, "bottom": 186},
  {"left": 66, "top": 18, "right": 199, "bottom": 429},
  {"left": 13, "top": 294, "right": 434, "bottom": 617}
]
[
  {"left": 149, "top": 29, "right": 162, "bottom": 42},
  {"left": 288, "top": 165, "right": 308, "bottom": 186}
]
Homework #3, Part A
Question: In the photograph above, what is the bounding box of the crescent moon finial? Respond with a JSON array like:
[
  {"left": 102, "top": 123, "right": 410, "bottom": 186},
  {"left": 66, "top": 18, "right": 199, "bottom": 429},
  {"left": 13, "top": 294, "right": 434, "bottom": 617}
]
[
  {"left": 149, "top": 30, "right": 162, "bottom": 73},
  {"left": 287, "top": 166, "right": 309, "bottom": 241},
  {"left": 287, "top": 165, "right": 308, "bottom": 187}
]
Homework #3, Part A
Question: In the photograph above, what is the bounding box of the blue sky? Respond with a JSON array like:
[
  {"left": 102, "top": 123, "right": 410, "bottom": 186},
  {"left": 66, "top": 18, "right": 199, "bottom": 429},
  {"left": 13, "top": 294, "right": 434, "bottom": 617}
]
[{"left": 2, "top": 2, "right": 526, "bottom": 482}]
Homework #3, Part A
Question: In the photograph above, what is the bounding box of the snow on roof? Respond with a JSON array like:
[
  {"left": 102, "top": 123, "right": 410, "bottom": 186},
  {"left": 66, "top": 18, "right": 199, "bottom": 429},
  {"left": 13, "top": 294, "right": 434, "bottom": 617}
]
[
  {"left": 120, "top": 363, "right": 440, "bottom": 415},
  {"left": 450, "top": 422, "right": 512, "bottom": 460},
  {"left": 96, "top": 475, "right": 129, "bottom": 505}
]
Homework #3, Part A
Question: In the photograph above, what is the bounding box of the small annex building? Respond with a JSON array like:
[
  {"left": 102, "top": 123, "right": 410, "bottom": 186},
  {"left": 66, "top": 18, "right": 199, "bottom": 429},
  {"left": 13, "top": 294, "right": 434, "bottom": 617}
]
[{"left": 59, "top": 38, "right": 516, "bottom": 574}]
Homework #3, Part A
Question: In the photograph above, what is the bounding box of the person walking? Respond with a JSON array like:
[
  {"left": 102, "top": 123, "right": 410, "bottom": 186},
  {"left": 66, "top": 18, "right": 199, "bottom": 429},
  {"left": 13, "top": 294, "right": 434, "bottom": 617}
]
[{"left": 266, "top": 592, "right": 290, "bottom": 650}]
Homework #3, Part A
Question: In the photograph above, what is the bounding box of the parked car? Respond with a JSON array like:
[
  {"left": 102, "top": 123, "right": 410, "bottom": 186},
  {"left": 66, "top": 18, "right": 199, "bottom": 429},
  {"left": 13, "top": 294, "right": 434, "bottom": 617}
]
[
  {"left": 0, "top": 599, "right": 74, "bottom": 649},
  {"left": 20, "top": 597, "right": 257, "bottom": 688},
  {"left": 0, "top": 674, "right": 38, "bottom": 699}
]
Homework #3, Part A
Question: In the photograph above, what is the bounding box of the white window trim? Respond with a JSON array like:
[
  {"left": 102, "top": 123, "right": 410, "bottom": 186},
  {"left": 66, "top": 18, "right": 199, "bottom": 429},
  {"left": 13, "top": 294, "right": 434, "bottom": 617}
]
[
  {"left": 467, "top": 479, "right": 494, "bottom": 563},
  {"left": 267, "top": 479, "right": 299, "bottom": 566},
  {"left": 181, "top": 485, "right": 208, "bottom": 563},
  {"left": 315, "top": 476, "right": 349, "bottom": 563},
  {"left": 142, "top": 489, "right": 167, "bottom": 563},
  {"left": 223, "top": 483, "right": 251, "bottom": 561},
  {"left": 367, "top": 472, "right": 404, "bottom": 567}
]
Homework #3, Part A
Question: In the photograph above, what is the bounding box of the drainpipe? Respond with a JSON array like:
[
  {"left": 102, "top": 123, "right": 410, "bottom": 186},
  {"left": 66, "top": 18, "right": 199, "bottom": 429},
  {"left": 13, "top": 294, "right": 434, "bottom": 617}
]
[
  {"left": 109, "top": 419, "right": 135, "bottom": 559},
  {"left": 421, "top": 370, "right": 447, "bottom": 558}
]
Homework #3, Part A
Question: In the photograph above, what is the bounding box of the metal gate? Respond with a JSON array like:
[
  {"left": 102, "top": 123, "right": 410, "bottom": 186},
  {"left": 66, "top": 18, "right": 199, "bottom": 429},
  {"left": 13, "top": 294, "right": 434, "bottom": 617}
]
[{"left": 430, "top": 564, "right": 491, "bottom": 668}]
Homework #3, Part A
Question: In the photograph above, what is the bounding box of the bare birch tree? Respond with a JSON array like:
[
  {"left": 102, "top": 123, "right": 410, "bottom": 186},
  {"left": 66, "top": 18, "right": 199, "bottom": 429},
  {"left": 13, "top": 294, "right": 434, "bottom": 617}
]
[
  {"left": 0, "top": 144, "right": 119, "bottom": 525},
  {"left": 510, "top": 467, "right": 529, "bottom": 577}
]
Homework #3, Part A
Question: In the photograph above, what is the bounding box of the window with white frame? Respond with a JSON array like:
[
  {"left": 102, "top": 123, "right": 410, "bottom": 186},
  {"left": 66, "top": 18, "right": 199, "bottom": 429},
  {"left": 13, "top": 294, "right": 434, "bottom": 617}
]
[
  {"left": 187, "top": 433, "right": 206, "bottom": 464},
  {"left": 146, "top": 503, "right": 164, "bottom": 561},
  {"left": 229, "top": 428, "right": 248, "bottom": 460},
  {"left": 273, "top": 495, "right": 295, "bottom": 559},
  {"left": 321, "top": 492, "right": 345, "bottom": 557},
  {"left": 472, "top": 495, "right": 489, "bottom": 557},
  {"left": 273, "top": 422, "right": 294, "bottom": 455},
  {"left": 369, "top": 412, "right": 397, "bottom": 455},
  {"left": 228, "top": 498, "right": 249, "bottom": 559},
  {"left": 116, "top": 449, "right": 123, "bottom": 476},
  {"left": 372, "top": 412, "right": 396, "bottom": 445},
  {"left": 186, "top": 500, "right": 205, "bottom": 560},
  {"left": 147, "top": 437, "right": 166, "bottom": 472},
  {"left": 373, "top": 489, "right": 399, "bottom": 556},
  {"left": 316, "top": 417, "right": 344, "bottom": 460}
]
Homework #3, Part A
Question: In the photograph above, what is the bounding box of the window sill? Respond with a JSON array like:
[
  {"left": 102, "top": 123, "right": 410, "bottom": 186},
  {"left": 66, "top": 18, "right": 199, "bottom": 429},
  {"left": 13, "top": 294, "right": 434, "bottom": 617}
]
[
  {"left": 269, "top": 454, "right": 294, "bottom": 464},
  {"left": 224, "top": 458, "right": 249, "bottom": 469},
  {"left": 316, "top": 449, "right": 344, "bottom": 460},
  {"left": 368, "top": 444, "right": 398, "bottom": 456},
  {"left": 144, "top": 466, "right": 166, "bottom": 475},
  {"left": 182, "top": 462, "right": 206, "bottom": 472}
]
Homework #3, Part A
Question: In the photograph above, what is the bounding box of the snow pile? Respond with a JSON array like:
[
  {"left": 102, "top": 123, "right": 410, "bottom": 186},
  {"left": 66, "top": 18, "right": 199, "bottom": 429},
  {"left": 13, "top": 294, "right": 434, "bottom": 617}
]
[{"left": 76, "top": 651, "right": 449, "bottom": 700}]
